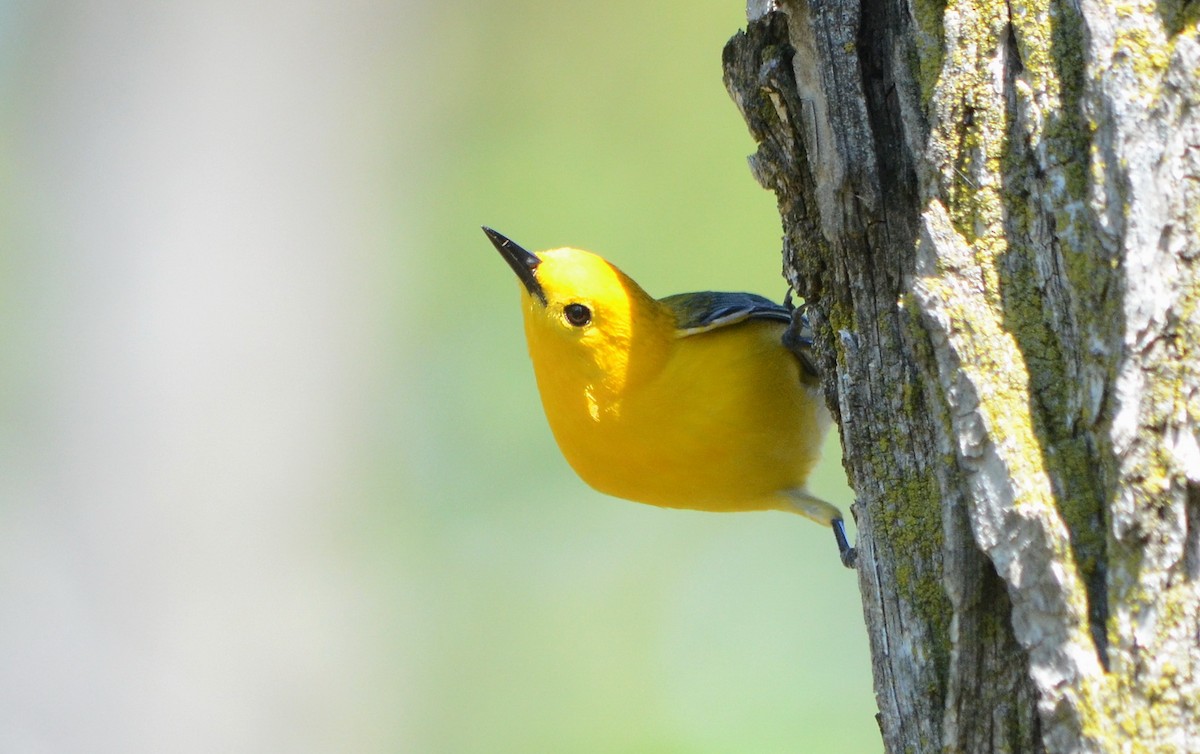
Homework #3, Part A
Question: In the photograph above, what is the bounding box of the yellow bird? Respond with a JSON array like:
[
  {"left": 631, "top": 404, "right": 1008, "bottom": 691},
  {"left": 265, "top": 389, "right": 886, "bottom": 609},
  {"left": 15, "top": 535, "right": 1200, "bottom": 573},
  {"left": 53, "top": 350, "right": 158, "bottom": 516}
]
[{"left": 484, "top": 227, "right": 855, "bottom": 567}]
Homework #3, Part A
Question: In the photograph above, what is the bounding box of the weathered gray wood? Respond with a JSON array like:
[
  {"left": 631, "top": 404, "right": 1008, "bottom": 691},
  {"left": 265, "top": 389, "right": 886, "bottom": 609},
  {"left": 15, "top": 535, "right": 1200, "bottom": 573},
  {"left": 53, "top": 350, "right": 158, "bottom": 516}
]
[{"left": 724, "top": 1, "right": 1200, "bottom": 751}]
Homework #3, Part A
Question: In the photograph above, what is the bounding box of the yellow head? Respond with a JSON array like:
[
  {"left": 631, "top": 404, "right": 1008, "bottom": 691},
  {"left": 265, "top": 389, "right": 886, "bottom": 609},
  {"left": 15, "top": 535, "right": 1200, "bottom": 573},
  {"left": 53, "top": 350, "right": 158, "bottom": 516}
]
[{"left": 483, "top": 227, "right": 673, "bottom": 397}]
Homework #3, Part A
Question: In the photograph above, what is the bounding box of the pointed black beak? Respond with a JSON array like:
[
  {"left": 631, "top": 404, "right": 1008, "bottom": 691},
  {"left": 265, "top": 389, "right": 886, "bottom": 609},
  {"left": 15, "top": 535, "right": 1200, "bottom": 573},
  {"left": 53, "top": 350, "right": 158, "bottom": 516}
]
[{"left": 482, "top": 227, "right": 546, "bottom": 305}]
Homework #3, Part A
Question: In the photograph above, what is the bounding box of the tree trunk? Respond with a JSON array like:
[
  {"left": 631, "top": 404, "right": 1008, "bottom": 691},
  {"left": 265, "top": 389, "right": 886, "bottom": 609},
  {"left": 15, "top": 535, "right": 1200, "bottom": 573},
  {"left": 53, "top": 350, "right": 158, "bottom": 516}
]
[{"left": 723, "top": 2, "right": 1200, "bottom": 752}]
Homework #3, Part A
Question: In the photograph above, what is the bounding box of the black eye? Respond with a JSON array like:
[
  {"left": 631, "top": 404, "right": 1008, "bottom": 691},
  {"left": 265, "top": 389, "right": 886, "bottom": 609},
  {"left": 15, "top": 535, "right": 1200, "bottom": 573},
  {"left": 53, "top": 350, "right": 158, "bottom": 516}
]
[{"left": 563, "top": 303, "right": 592, "bottom": 326}]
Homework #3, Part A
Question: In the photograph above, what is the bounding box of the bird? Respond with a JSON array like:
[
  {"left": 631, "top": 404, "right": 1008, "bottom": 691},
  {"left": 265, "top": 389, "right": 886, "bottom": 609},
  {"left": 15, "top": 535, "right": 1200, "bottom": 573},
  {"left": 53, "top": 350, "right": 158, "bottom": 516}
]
[{"left": 483, "top": 227, "right": 856, "bottom": 568}]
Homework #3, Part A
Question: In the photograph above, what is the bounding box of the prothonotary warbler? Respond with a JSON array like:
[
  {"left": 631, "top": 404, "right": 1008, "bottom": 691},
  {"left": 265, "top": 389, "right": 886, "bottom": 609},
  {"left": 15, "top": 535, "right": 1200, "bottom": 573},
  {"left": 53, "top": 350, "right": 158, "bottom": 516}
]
[{"left": 484, "top": 227, "right": 856, "bottom": 568}]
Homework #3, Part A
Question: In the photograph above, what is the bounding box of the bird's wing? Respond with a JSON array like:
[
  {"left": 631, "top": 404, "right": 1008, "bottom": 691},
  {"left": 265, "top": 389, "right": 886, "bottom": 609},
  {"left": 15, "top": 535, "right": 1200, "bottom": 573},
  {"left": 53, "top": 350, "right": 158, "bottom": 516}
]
[
  {"left": 662, "top": 291, "right": 792, "bottom": 336},
  {"left": 662, "top": 291, "right": 819, "bottom": 379}
]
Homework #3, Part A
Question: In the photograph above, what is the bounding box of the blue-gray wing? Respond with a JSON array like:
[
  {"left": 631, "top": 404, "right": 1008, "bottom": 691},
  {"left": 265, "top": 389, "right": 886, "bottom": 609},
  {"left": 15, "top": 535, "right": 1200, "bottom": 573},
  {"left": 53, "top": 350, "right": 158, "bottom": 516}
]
[
  {"left": 661, "top": 291, "right": 818, "bottom": 378},
  {"left": 661, "top": 291, "right": 792, "bottom": 336}
]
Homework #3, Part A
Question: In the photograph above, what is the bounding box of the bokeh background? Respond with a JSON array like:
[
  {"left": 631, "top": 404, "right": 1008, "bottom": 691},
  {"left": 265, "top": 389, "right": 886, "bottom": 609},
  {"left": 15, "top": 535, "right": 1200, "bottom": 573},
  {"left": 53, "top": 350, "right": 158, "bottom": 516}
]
[{"left": 0, "top": 1, "right": 876, "bottom": 752}]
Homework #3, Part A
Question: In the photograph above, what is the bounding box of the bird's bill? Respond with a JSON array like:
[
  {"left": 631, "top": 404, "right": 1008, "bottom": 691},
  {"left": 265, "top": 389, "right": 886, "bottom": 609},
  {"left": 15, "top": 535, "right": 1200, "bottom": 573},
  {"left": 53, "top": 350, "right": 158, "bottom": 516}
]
[{"left": 482, "top": 227, "right": 546, "bottom": 304}]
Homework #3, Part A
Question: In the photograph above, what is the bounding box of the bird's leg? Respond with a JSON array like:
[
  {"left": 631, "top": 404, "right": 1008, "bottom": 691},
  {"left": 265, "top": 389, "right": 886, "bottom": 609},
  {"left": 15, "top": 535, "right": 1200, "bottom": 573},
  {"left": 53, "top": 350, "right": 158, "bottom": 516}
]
[
  {"left": 785, "top": 490, "right": 858, "bottom": 569},
  {"left": 832, "top": 518, "right": 858, "bottom": 569}
]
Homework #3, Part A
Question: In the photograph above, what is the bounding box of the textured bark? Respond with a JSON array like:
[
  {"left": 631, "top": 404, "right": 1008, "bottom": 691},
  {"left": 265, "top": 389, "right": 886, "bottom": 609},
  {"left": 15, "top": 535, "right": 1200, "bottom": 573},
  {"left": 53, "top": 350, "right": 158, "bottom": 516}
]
[{"left": 724, "top": 2, "right": 1200, "bottom": 752}]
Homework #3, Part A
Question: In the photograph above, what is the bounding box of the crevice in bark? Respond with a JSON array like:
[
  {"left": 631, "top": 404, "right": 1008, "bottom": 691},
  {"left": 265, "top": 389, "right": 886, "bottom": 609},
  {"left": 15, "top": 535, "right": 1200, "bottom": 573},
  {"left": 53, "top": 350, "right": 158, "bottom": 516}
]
[{"left": 859, "top": 0, "right": 924, "bottom": 280}]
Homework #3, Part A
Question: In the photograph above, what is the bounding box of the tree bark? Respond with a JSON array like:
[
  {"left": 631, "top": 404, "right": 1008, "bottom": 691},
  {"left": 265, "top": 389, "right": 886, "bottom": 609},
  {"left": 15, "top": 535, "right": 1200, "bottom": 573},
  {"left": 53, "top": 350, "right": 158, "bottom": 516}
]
[{"left": 723, "top": 2, "right": 1200, "bottom": 752}]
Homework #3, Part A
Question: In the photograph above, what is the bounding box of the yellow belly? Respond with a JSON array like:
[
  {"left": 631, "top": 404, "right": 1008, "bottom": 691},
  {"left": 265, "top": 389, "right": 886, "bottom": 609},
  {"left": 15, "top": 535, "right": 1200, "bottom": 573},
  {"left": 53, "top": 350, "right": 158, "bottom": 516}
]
[{"left": 532, "top": 320, "right": 829, "bottom": 512}]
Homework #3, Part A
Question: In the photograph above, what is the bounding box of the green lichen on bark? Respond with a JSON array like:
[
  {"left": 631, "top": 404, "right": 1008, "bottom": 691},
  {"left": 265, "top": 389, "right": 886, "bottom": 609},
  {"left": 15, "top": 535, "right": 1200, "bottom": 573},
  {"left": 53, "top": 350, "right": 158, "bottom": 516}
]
[
  {"left": 1103, "top": 262, "right": 1200, "bottom": 745},
  {"left": 1112, "top": 1, "right": 1172, "bottom": 80},
  {"left": 910, "top": 0, "right": 949, "bottom": 103},
  {"left": 928, "top": 0, "right": 1116, "bottom": 611},
  {"left": 916, "top": 1, "right": 1140, "bottom": 741},
  {"left": 913, "top": 204, "right": 1117, "bottom": 748}
]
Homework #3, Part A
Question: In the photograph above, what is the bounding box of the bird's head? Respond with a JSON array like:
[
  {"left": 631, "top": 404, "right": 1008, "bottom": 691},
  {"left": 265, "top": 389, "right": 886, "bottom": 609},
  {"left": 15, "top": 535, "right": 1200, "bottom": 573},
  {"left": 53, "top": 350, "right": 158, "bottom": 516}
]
[{"left": 483, "top": 227, "right": 672, "bottom": 395}]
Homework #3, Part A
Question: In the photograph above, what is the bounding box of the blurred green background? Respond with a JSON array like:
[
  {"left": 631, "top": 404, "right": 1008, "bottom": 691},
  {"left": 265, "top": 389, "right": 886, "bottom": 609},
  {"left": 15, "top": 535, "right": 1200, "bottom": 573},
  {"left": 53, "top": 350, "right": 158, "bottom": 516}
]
[{"left": 0, "top": 1, "right": 875, "bottom": 752}]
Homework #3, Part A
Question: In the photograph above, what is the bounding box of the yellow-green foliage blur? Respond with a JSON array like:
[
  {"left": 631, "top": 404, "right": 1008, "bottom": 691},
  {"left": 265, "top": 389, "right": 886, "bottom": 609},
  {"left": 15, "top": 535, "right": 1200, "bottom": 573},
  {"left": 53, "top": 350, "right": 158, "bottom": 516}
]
[{"left": 0, "top": 1, "right": 876, "bottom": 752}]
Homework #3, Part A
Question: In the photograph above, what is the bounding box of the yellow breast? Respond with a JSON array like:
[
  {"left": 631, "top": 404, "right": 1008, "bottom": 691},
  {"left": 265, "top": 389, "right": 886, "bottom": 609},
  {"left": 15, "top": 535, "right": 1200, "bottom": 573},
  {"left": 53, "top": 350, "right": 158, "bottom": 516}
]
[{"left": 527, "top": 315, "right": 829, "bottom": 512}]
